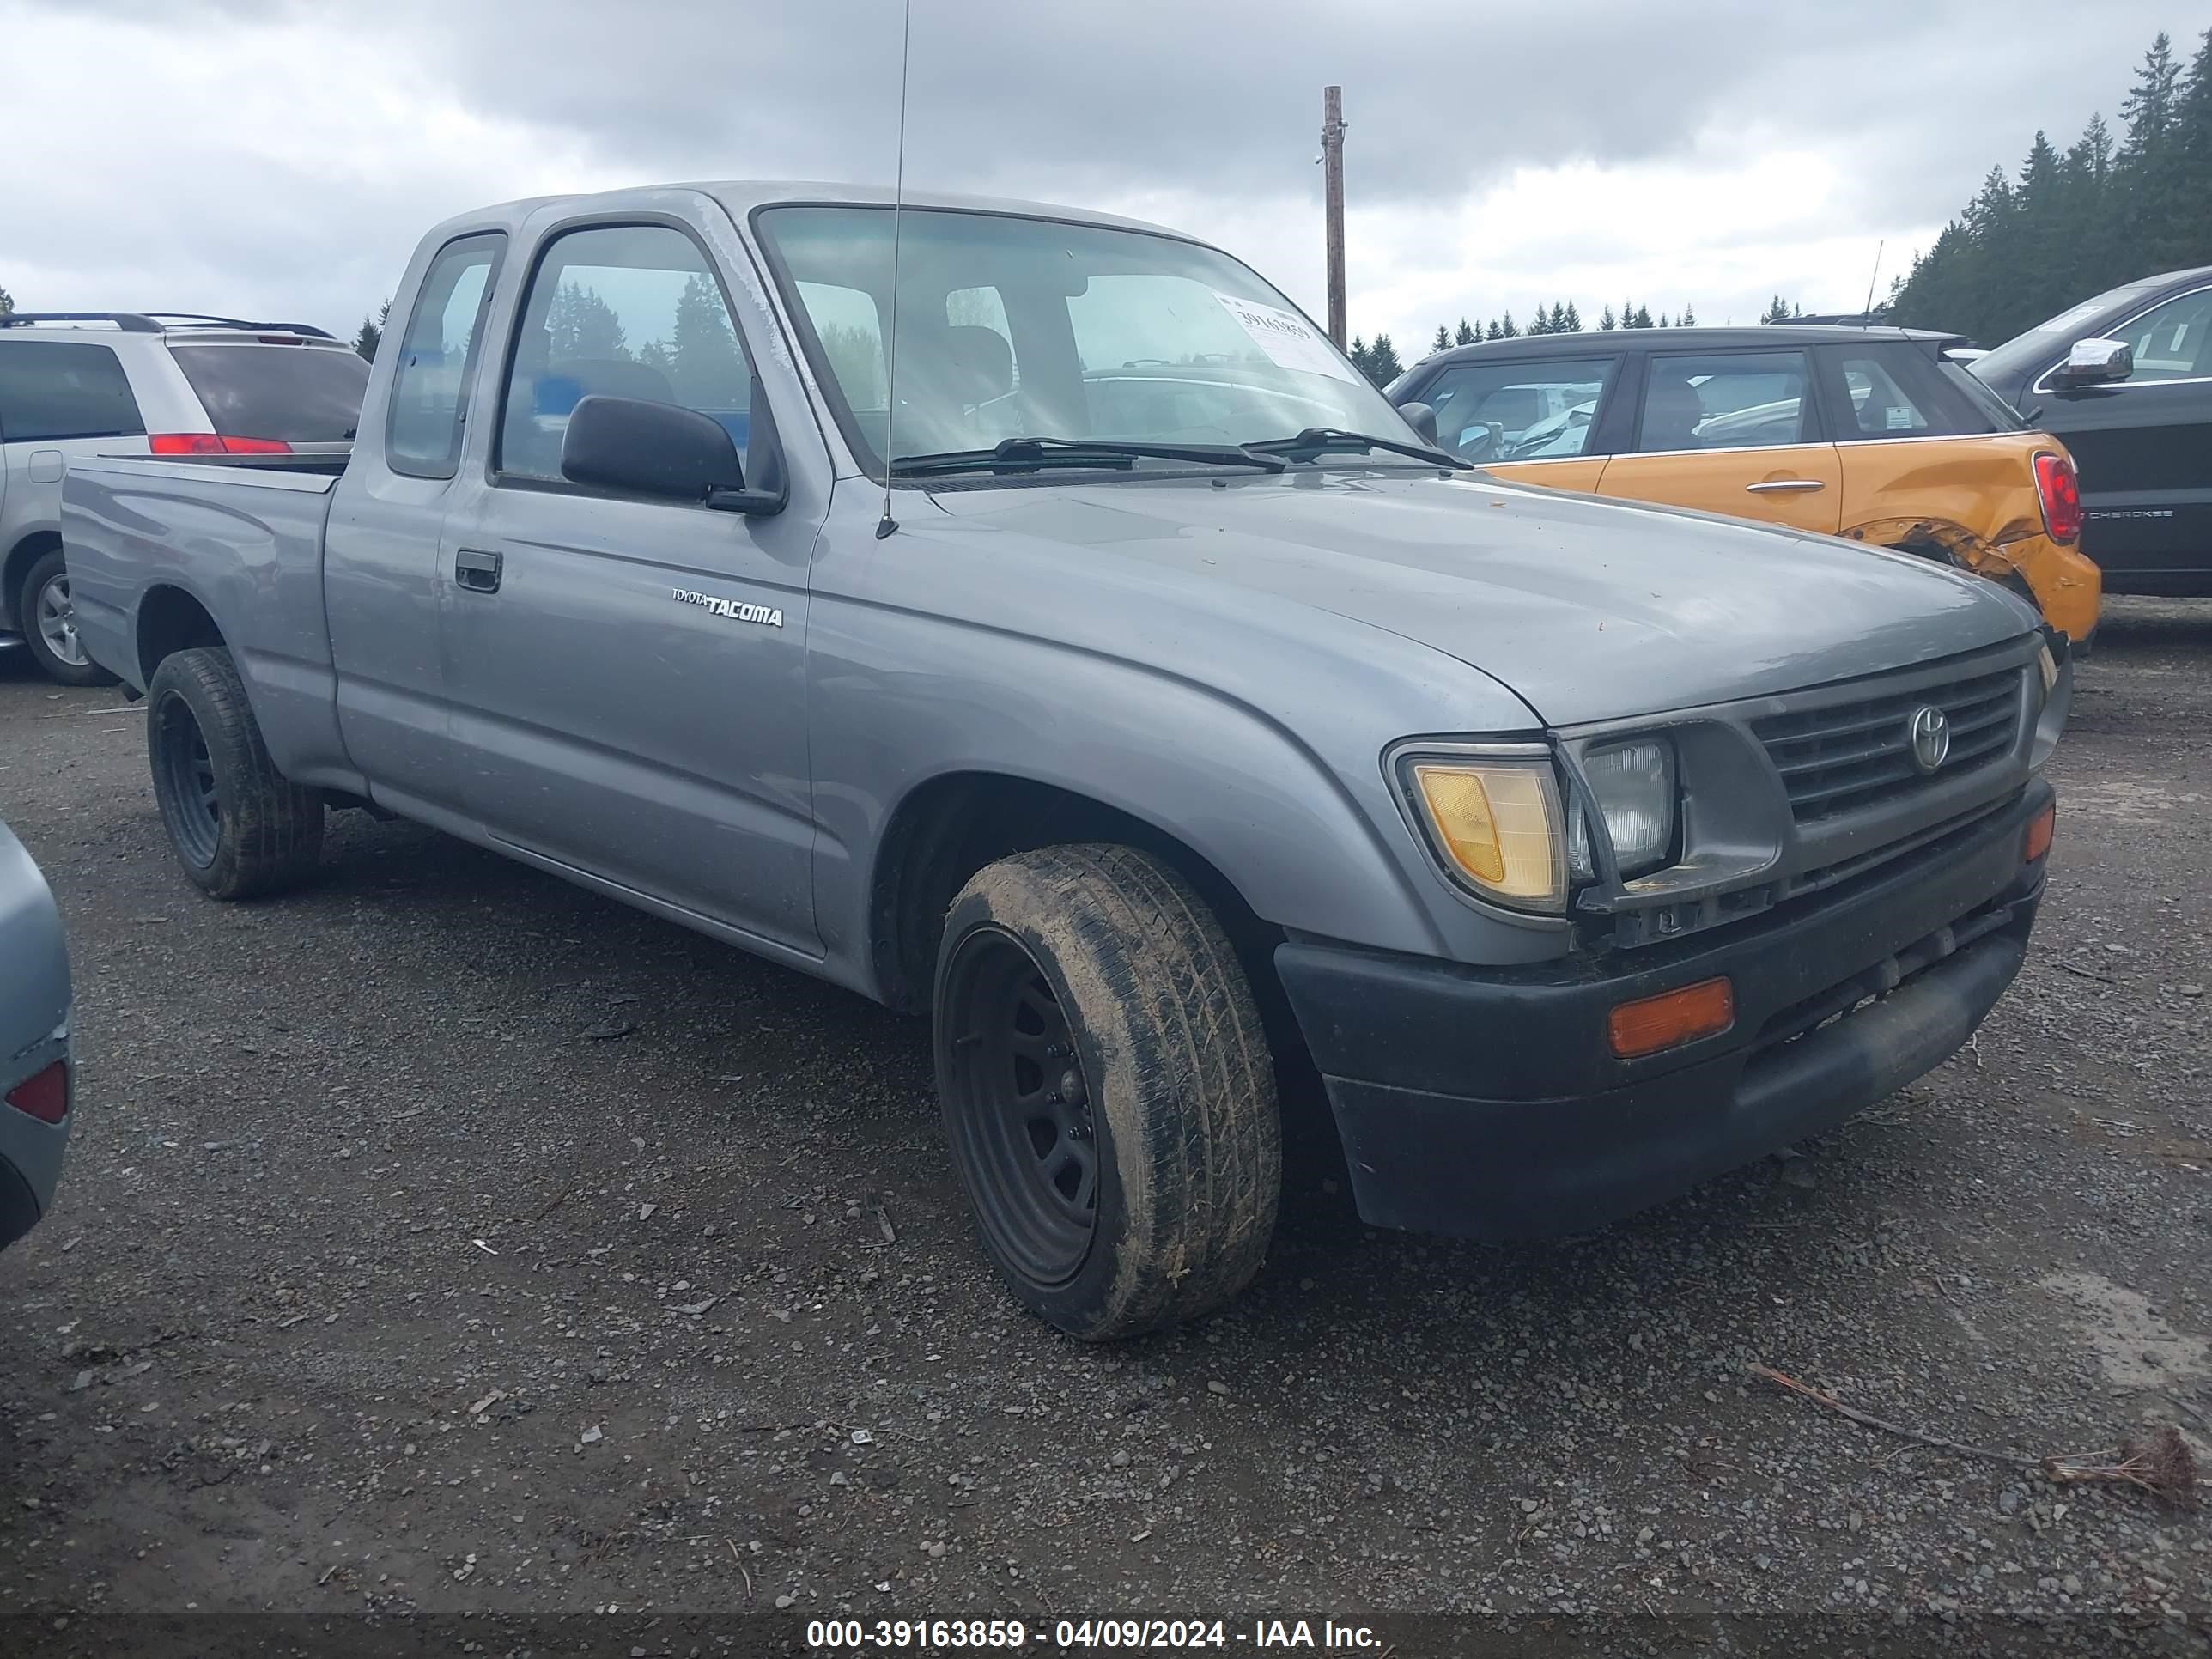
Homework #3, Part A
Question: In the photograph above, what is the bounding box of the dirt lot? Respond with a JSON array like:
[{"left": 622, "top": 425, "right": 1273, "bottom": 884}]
[{"left": 1, "top": 605, "right": 2208, "bottom": 1650}]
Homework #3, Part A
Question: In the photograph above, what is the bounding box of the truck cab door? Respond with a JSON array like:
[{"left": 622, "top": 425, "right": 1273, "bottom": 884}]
[
  {"left": 1595, "top": 348, "right": 1842, "bottom": 537},
  {"left": 435, "top": 210, "right": 826, "bottom": 956},
  {"left": 325, "top": 232, "right": 508, "bottom": 821}
]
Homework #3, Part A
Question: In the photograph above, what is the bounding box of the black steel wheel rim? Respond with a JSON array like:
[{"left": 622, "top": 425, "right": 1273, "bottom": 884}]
[
  {"left": 154, "top": 691, "right": 222, "bottom": 867},
  {"left": 943, "top": 927, "right": 1099, "bottom": 1287}
]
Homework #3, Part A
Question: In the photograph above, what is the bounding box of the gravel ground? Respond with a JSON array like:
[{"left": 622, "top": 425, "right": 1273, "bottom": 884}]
[{"left": 0, "top": 604, "right": 2206, "bottom": 1650}]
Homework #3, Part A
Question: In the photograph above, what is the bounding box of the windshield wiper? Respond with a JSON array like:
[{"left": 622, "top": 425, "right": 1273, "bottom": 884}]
[
  {"left": 890, "top": 435, "right": 1286, "bottom": 477},
  {"left": 1241, "top": 428, "right": 1468, "bottom": 468}
]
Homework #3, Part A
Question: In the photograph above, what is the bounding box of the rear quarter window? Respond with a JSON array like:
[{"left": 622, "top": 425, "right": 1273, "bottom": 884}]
[
  {"left": 1819, "top": 343, "right": 2014, "bottom": 440},
  {"left": 0, "top": 340, "right": 146, "bottom": 441},
  {"left": 167, "top": 343, "right": 370, "bottom": 444}
]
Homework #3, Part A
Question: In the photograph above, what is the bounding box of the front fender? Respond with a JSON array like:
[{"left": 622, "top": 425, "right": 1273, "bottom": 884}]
[{"left": 808, "top": 600, "right": 1566, "bottom": 1002}]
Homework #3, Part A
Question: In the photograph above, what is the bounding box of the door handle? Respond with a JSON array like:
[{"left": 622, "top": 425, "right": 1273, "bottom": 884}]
[
  {"left": 454, "top": 548, "right": 503, "bottom": 592},
  {"left": 1745, "top": 478, "right": 1826, "bottom": 494}
]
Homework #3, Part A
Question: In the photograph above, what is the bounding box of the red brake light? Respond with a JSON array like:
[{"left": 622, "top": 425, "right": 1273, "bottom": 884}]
[
  {"left": 149, "top": 434, "right": 293, "bottom": 456},
  {"left": 2033, "top": 450, "right": 2081, "bottom": 545},
  {"left": 5, "top": 1061, "right": 69, "bottom": 1125}
]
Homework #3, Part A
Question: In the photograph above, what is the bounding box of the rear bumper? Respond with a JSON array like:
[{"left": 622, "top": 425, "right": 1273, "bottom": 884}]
[
  {"left": 2004, "top": 533, "right": 2101, "bottom": 644},
  {"left": 1277, "top": 781, "right": 2051, "bottom": 1238}
]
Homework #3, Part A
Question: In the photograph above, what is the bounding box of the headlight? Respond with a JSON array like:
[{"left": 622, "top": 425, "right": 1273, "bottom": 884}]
[
  {"left": 1407, "top": 757, "right": 1566, "bottom": 912},
  {"left": 1567, "top": 738, "right": 1677, "bottom": 879},
  {"left": 2037, "top": 640, "right": 2058, "bottom": 697}
]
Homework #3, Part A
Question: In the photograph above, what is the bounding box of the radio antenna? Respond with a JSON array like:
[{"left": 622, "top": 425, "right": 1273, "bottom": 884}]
[
  {"left": 875, "top": 0, "right": 915, "bottom": 541},
  {"left": 1862, "top": 239, "right": 1885, "bottom": 325}
]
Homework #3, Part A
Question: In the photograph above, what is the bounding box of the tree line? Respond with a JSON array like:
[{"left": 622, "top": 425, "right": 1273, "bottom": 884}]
[
  {"left": 1889, "top": 26, "right": 2212, "bottom": 345},
  {"left": 1349, "top": 295, "right": 1802, "bottom": 387}
]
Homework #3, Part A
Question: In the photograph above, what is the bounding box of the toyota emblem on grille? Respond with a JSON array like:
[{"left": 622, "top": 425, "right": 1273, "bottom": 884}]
[{"left": 1908, "top": 705, "right": 1951, "bottom": 773}]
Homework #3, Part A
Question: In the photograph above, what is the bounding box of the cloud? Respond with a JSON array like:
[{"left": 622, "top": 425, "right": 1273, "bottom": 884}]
[{"left": 0, "top": 0, "right": 2192, "bottom": 347}]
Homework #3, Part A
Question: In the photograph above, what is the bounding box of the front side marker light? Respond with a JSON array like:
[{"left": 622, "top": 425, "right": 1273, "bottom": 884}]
[
  {"left": 2024, "top": 802, "right": 2056, "bottom": 865},
  {"left": 1608, "top": 977, "right": 1735, "bottom": 1060},
  {"left": 1410, "top": 760, "right": 1565, "bottom": 910}
]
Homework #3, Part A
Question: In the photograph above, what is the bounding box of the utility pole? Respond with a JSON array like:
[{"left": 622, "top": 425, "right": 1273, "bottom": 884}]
[{"left": 1322, "top": 85, "right": 1346, "bottom": 349}]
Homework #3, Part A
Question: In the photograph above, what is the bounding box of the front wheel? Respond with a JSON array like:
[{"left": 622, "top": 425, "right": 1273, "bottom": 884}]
[
  {"left": 146, "top": 647, "right": 324, "bottom": 898},
  {"left": 18, "top": 550, "right": 118, "bottom": 687},
  {"left": 934, "top": 844, "right": 1281, "bottom": 1340}
]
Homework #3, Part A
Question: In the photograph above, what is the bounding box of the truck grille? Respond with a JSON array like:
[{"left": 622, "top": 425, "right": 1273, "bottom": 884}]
[{"left": 1754, "top": 666, "right": 2023, "bottom": 823}]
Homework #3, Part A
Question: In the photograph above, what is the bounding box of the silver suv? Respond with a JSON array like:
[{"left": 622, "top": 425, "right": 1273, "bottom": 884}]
[{"left": 0, "top": 313, "right": 369, "bottom": 684}]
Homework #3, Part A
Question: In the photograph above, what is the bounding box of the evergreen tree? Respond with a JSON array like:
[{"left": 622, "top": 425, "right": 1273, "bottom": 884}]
[
  {"left": 1599, "top": 304, "right": 1616, "bottom": 330},
  {"left": 668, "top": 274, "right": 744, "bottom": 406},
  {"left": 1498, "top": 311, "right": 1519, "bottom": 337},
  {"left": 1562, "top": 301, "right": 1582, "bottom": 331},
  {"left": 1348, "top": 335, "right": 1369, "bottom": 380},
  {"left": 1364, "top": 332, "right": 1402, "bottom": 386},
  {"left": 2180, "top": 28, "right": 2212, "bottom": 164},
  {"left": 1454, "top": 317, "right": 1478, "bottom": 346},
  {"left": 352, "top": 297, "right": 390, "bottom": 362},
  {"left": 1760, "top": 295, "right": 1792, "bottom": 324},
  {"left": 1893, "top": 27, "right": 2212, "bottom": 342},
  {"left": 1632, "top": 305, "right": 1653, "bottom": 329},
  {"left": 0, "top": 286, "right": 13, "bottom": 314},
  {"left": 1485, "top": 319, "right": 1503, "bottom": 341},
  {"left": 1679, "top": 302, "right": 1696, "bottom": 325},
  {"left": 1620, "top": 298, "right": 1637, "bottom": 329},
  {"left": 1431, "top": 324, "right": 1453, "bottom": 355},
  {"left": 546, "top": 282, "right": 629, "bottom": 362}
]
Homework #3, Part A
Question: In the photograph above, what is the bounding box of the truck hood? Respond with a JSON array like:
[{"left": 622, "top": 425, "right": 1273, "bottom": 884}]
[{"left": 929, "top": 468, "right": 2035, "bottom": 726}]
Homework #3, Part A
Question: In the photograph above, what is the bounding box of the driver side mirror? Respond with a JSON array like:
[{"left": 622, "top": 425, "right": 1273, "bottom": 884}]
[
  {"left": 2051, "top": 337, "right": 2133, "bottom": 389},
  {"left": 561, "top": 395, "right": 784, "bottom": 514},
  {"left": 1398, "top": 399, "right": 1441, "bottom": 447}
]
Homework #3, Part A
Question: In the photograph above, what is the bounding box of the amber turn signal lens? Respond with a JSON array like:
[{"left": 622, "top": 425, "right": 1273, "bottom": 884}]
[
  {"left": 2023, "top": 803, "right": 2056, "bottom": 865},
  {"left": 1607, "top": 977, "right": 1735, "bottom": 1060}
]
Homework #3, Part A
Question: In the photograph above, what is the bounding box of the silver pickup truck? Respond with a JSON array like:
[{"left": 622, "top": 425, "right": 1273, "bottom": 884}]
[{"left": 62, "top": 182, "right": 2068, "bottom": 1338}]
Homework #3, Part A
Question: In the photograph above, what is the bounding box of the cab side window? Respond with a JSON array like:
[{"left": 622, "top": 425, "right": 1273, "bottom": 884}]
[
  {"left": 1419, "top": 357, "right": 1617, "bottom": 461},
  {"left": 497, "top": 223, "right": 753, "bottom": 486},
  {"left": 2118, "top": 287, "right": 2212, "bottom": 382},
  {"left": 1637, "top": 351, "right": 1808, "bottom": 451},
  {"left": 386, "top": 234, "right": 503, "bottom": 479}
]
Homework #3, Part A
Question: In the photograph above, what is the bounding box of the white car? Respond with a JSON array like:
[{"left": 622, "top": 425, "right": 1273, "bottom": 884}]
[{"left": 0, "top": 312, "right": 368, "bottom": 684}]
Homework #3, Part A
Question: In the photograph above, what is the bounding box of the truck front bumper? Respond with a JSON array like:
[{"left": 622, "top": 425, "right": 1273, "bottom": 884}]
[{"left": 1276, "top": 780, "right": 2052, "bottom": 1239}]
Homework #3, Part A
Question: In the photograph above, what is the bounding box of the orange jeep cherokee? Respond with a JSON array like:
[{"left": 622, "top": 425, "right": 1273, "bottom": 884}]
[{"left": 1387, "top": 325, "right": 2100, "bottom": 643}]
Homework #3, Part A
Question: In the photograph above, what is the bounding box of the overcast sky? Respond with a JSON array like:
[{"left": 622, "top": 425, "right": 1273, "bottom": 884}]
[{"left": 1, "top": 0, "right": 2195, "bottom": 352}]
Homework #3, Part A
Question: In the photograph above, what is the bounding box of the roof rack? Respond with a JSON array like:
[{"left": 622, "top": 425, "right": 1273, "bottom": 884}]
[
  {"left": 0, "top": 311, "right": 164, "bottom": 331},
  {"left": 0, "top": 311, "right": 336, "bottom": 340},
  {"left": 141, "top": 313, "right": 337, "bottom": 339}
]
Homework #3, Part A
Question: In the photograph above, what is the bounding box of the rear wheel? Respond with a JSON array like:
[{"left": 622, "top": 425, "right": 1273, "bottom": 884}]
[
  {"left": 146, "top": 647, "right": 324, "bottom": 898},
  {"left": 934, "top": 844, "right": 1280, "bottom": 1340},
  {"left": 18, "top": 550, "right": 118, "bottom": 687}
]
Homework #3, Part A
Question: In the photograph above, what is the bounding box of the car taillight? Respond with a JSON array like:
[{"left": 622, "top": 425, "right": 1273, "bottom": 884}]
[
  {"left": 149, "top": 434, "right": 293, "bottom": 455},
  {"left": 2033, "top": 450, "right": 2081, "bottom": 545},
  {"left": 5, "top": 1061, "right": 68, "bottom": 1125}
]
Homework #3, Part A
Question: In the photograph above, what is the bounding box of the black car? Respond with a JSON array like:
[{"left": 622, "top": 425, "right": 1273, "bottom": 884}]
[{"left": 1971, "top": 267, "right": 2212, "bottom": 596}]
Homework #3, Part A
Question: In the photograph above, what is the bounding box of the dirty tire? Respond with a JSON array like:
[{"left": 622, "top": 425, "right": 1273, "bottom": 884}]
[
  {"left": 19, "top": 548, "right": 118, "bottom": 687},
  {"left": 146, "top": 646, "right": 324, "bottom": 899},
  {"left": 934, "top": 843, "right": 1281, "bottom": 1340}
]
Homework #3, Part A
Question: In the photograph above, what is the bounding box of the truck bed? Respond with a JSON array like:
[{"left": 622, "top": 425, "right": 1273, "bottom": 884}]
[{"left": 62, "top": 457, "right": 352, "bottom": 787}]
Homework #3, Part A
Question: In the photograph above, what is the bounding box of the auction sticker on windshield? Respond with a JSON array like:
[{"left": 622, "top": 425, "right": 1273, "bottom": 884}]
[{"left": 1214, "top": 292, "right": 1361, "bottom": 384}]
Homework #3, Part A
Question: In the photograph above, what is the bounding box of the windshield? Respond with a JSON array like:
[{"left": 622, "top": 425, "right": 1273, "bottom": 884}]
[
  {"left": 1970, "top": 281, "right": 2160, "bottom": 386},
  {"left": 755, "top": 205, "right": 1417, "bottom": 477}
]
